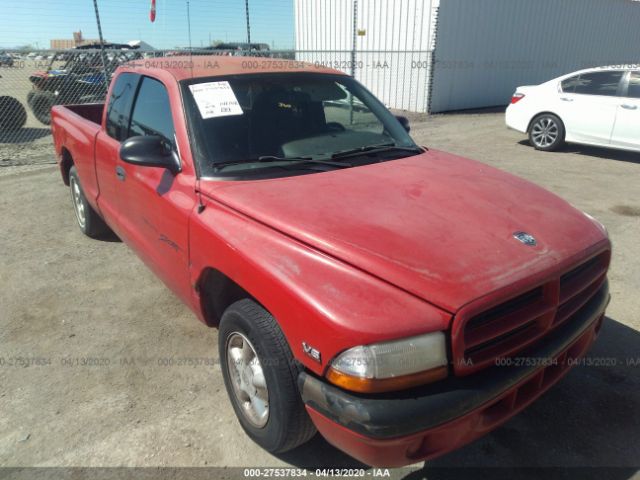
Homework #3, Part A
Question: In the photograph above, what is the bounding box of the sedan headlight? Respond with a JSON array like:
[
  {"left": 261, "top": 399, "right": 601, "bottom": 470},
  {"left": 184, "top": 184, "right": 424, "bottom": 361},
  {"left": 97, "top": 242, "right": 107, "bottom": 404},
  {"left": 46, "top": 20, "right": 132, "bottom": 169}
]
[{"left": 326, "top": 332, "right": 448, "bottom": 393}]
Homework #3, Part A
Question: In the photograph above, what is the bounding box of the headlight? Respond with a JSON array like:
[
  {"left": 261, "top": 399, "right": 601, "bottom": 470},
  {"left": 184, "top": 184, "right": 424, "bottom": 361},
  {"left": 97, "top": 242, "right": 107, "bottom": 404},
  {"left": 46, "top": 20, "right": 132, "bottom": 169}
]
[{"left": 326, "top": 332, "right": 448, "bottom": 393}]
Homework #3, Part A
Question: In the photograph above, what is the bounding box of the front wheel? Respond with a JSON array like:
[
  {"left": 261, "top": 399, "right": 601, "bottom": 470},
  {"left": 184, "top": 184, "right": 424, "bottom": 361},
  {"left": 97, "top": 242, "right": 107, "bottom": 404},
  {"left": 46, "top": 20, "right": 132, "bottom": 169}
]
[
  {"left": 219, "top": 299, "right": 316, "bottom": 453},
  {"left": 529, "top": 113, "right": 565, "bottom": 151}
]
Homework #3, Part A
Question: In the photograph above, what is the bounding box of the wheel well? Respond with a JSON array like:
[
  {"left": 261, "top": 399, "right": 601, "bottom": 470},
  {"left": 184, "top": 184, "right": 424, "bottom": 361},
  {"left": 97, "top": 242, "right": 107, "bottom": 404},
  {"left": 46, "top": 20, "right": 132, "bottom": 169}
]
[
  {"left": 527, "top": 112, "right": 564, "bottom": 134},
  {"left": 198, "top": 268, "right": 256, "bottom": 327},
  {"left": 60, "top": 147, "right": 73, "bottom": 186}
]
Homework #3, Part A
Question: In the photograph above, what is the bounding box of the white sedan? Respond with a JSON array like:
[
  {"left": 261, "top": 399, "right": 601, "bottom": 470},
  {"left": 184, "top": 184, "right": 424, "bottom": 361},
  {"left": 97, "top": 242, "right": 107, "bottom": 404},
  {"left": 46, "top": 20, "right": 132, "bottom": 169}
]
[{"left": 506, "top": 67, "right": 640, "bottom": 152}]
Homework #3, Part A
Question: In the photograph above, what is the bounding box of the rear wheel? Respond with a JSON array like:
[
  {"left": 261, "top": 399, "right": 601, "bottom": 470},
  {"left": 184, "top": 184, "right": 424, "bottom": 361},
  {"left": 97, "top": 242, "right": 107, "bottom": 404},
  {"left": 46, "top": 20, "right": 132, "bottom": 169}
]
[
  {"left": 69, "top": 166, "right": 110, "bottom": 238},
  {"left": 219, "top": 299, "right": 316, "bottom": 453},
  {"left": 529, "top": 113, "right": 565, "bottom": 151}
]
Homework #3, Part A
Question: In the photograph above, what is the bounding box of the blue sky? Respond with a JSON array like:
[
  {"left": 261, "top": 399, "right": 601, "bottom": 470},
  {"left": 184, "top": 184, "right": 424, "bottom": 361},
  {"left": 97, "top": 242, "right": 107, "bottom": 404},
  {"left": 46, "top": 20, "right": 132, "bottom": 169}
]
[{"left": 0, "top": 0, "right": 296, "bottom": 49}]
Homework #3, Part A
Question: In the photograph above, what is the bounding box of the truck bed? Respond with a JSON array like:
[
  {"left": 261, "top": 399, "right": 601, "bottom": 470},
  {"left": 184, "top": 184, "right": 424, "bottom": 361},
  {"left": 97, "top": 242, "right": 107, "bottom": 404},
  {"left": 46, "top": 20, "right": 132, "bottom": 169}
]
[
  {"left": 60, "top": 103, "right": 104, "bottom": 125},
  {"left": 51, "top": 103, "right": 106, "bottom": 208}
]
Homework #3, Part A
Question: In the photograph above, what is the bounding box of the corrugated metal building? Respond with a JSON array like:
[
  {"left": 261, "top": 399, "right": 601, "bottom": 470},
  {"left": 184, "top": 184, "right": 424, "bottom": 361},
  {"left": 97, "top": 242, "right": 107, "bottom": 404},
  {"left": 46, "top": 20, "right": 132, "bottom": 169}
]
[
  {"left": 294, "top": 0, "right": 640, "bottom": 113},
  {"left": 294, "top": 0, "right": 439, "bottom": 112}
]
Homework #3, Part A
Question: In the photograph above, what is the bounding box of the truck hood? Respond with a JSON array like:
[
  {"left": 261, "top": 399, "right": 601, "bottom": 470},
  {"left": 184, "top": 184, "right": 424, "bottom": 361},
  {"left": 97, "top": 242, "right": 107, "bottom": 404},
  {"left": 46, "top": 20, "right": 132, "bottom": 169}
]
[{"left": 200, "top": 150, "right": 607, "bottom": 312}]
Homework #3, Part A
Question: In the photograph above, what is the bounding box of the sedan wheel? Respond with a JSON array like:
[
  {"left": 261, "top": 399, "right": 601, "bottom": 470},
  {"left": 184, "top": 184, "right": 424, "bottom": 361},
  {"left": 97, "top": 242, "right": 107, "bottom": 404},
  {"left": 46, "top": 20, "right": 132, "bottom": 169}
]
[{"left": 529, "top": 114, "right": 565, "bottom": 151}]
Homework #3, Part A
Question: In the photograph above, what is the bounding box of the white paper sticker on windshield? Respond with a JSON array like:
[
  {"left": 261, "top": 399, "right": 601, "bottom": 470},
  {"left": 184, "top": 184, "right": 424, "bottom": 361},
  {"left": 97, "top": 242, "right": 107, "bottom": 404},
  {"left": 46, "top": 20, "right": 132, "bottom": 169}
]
[{"left": 189, "top": 81, "right": 243, "bottom": 119}]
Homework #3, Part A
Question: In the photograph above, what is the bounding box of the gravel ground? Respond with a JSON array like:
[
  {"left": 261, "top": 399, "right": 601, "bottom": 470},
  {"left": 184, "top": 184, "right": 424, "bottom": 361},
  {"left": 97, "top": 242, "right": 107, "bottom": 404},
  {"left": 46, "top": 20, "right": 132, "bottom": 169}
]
[{"left": 1, "top": 111, "right": 639, "bottom": 479}]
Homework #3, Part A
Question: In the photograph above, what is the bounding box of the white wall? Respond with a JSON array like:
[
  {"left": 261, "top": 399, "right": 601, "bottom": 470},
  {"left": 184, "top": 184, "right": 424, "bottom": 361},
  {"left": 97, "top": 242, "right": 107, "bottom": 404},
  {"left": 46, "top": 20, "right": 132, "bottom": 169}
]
[
  {"left": 430, "top": 0, "right": 640, "bottom": 112},
  {"left": 294, "top": 0, "right": 438, "bottom": 112}
]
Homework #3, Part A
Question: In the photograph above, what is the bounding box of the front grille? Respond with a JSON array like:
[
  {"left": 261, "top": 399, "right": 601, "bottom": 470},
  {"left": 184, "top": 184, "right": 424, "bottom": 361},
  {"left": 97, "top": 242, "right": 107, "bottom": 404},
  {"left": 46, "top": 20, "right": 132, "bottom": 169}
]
[{"left": 454, "top": 250, "right": 609, "bottom": 375}]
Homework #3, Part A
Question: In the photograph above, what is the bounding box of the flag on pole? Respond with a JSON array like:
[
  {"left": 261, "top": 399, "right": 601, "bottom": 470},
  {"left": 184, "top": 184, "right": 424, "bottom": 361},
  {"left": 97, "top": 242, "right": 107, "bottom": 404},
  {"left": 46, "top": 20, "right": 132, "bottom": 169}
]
[{"left": 150, "top": 0, "right": 156, "bottom": 22}]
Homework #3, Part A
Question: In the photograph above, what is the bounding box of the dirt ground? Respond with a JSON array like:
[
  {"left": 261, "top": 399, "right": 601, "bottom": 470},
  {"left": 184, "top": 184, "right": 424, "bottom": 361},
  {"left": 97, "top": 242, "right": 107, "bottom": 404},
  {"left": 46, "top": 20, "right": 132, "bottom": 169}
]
[
  {"left": 1, "top": 111, "right": 639, "bottom": 478},
  {"left": 0, "top": 62, "right": 59, "bottom": 169}
]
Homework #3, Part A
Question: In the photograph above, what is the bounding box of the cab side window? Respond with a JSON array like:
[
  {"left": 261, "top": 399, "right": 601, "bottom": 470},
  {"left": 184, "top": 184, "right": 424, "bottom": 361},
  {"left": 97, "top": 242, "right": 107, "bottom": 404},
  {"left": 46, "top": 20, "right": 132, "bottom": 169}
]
[
  {"left": 129, "top": 77, "right": 176, "bottom": 145},
  {"left": 106, "top": 73, "right": 139, "bottom": 141}
]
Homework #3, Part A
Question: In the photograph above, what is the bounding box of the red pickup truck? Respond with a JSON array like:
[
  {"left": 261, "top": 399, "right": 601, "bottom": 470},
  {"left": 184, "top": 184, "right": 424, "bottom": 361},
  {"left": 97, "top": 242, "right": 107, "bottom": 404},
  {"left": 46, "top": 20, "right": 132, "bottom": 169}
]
[{"left": 51, "top": 56, "right": 611, "bottom": 467}]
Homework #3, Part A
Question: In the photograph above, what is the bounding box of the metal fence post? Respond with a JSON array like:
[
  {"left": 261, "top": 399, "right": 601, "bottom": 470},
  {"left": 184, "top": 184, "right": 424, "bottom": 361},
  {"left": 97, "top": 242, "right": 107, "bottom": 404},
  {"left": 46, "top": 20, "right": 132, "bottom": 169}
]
[
  {"left": 349, "top": 0, "right": 359, "bottom": 124},
  {"left": 91, "top": 0, "right": 110, "bottom": 80}
]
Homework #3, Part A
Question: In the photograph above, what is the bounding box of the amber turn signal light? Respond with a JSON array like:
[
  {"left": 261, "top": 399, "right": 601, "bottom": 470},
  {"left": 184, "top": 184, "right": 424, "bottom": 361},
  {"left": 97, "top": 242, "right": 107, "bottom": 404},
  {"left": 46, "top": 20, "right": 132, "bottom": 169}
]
[{"left": 326, "top": 365, "right": 449, "bottom": 394}]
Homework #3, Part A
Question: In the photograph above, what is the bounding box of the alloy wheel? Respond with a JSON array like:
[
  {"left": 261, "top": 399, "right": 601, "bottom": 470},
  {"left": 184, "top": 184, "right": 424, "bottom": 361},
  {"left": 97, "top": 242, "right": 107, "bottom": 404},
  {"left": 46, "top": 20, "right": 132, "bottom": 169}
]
[
  {"left": 70, "top": 177, "right": 86, "bottom": 229},
  {"left": 226, "top": 332, "right": 270, "bottom": 428},
  {"left": 531, "top": 117, "right": 559, "bottom": 148}
]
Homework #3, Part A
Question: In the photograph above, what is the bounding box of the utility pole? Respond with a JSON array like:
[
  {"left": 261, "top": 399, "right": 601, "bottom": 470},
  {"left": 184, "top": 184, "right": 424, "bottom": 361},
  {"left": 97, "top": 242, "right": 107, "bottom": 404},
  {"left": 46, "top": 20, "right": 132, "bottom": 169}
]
[
  {"left": 92, "top": 0, "right": 110, "bottom": 79},
  {"left": 245, "top": 0, "right": 251, "bottom": 50}
]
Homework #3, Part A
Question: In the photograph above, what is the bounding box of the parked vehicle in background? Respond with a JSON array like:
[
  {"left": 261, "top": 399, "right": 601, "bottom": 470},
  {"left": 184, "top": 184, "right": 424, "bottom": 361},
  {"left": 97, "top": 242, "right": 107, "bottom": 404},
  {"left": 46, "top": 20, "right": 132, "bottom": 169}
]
[
  {"left": 51, "top": 56, "right": 611, "bottom": 467},
  {"left": 211, "top": 42, "right": 270, "bottom": 53},
  {"left": 183, "top": 43, "right": 273, "bottom": 58},
  {"left": 0, "top": 75, "right": 27, "bottom": 131},
  {"left": 0, "top": 53, "right": 14, "bottom": 67},
  {"left": 27, "top": 44, "right": 142, "bottom": 125},
  {"left": 506, "top": 66, "right": 640, "bottom": 152}
]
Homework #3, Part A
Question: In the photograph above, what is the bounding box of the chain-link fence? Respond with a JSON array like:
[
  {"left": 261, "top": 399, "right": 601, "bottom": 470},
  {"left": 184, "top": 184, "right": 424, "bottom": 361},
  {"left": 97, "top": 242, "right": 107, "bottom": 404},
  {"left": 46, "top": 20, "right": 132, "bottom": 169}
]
[
  {"left": 0, "top": 48, "right": 146, "bottom": 166},
  {"left": 0, "top": 46, "right": 432, "bottom": 167},
  {"left": 1, "top": 0, "right": 437, "bottom": 167}
]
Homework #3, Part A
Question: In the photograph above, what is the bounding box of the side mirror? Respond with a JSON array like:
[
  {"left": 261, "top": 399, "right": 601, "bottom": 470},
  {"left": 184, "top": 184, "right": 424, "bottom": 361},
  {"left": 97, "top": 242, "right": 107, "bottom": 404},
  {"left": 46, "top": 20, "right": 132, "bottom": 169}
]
[
  {"left": 396, "top": 115, "right": 410, "bottom": 133},
  {"left": 119, "top": 135, "right": 181, "bottom": 174}
]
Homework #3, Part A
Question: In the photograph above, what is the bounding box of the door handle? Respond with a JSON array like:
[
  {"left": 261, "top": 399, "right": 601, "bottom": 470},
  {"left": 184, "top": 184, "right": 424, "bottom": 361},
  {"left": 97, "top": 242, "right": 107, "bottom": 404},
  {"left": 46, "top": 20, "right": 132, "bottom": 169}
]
[
  {"left": 560, "top": 97, "right": 574, "bottom": 102},
  {"left": 115, "top": 165, "right": 126, "bottom": 181},
  {"left": 621, "top": 104, "right": 638, "bottom": 110}
]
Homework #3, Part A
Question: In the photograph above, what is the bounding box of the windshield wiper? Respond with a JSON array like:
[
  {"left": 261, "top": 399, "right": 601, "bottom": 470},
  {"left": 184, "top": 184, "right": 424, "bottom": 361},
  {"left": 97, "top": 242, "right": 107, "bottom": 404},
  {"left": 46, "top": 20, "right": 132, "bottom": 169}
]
[
  {"left": 214, "top": 155, "right": 352, "bottom": 172},
  {"left": 331, "top": 143, "right": 424, "bottom": 160}
]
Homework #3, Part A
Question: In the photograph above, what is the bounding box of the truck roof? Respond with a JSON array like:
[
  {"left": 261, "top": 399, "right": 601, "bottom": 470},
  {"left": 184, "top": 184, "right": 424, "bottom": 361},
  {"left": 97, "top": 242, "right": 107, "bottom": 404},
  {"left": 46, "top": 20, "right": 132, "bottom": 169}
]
[{"left": 124, "top": 55, "right": 345, "bottom": 81}]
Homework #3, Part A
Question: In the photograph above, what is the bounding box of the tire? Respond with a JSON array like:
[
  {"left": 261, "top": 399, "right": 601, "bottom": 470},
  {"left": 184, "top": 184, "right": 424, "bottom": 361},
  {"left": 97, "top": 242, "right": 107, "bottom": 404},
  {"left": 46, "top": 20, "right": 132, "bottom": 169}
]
[
  {"left": 26, "top": 90, "right": 36, "bottom": 107},
  {"left": 0, "top": 96, "right": 27, "bottom": 130},
  {"left": 529, "top": 113, "right": 565, "bottom": 151},
  {"left": 69, "top": 166, "right": 111, "bottom": 238},
  {"left": 30, "top": 91, "right": 56, "bottom": 125},
  {"left": 219, "top": 299, "right": 316, "bottom": 453}
]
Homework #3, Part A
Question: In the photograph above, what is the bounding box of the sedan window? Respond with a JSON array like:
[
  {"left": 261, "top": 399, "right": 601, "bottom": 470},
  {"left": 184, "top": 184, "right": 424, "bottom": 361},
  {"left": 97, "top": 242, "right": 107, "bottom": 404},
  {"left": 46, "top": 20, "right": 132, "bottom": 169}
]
[
  {"left": 560, "top": 75, "right": 581, "bottom": 93},
  {"left": 572, "top": 71, "right": 624, "bottom": 97},
  {"left": 626, "top": 72, "right": 640, "bottom": 99}
]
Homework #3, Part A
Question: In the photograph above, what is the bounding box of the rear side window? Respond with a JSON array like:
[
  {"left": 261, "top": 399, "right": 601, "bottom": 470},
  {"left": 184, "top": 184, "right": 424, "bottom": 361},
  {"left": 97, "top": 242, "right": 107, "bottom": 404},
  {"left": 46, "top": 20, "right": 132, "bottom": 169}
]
[
  {"left": 572, "top": 71, "right": 624, "bottom": 96},
  {"left": 561, "top": 75, "right": 581, "bottom": 93},
  {"left": 626, "top": 72, "right": 640, "bottom": 99},
  {"left": 129, "top": 77, "right": 176, "bottom": 145},
  {"left": 105, "top": 73, "right": 139, "bottom": 141}
]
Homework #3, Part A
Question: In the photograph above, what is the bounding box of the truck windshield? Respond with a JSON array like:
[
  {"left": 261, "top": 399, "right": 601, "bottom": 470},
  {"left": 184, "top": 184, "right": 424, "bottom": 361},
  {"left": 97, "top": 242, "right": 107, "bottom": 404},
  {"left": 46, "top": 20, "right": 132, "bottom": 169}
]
[{"left": 181, "top": 73, "right": 420, "bottom": 178}]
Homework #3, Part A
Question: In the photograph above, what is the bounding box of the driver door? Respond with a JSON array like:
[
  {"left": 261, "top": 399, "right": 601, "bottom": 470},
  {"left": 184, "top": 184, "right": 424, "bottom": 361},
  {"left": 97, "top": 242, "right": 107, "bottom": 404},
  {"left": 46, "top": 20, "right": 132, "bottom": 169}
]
[{"left": 116, "top": 76, "right": 195, "bottom": 301}]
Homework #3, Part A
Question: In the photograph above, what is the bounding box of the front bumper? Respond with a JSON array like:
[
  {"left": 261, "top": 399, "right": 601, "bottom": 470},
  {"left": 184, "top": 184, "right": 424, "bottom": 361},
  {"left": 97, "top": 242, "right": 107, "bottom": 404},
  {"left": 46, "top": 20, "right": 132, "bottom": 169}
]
[{"left": 299, "top": 282, "right": 610, "bottom": 467}]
